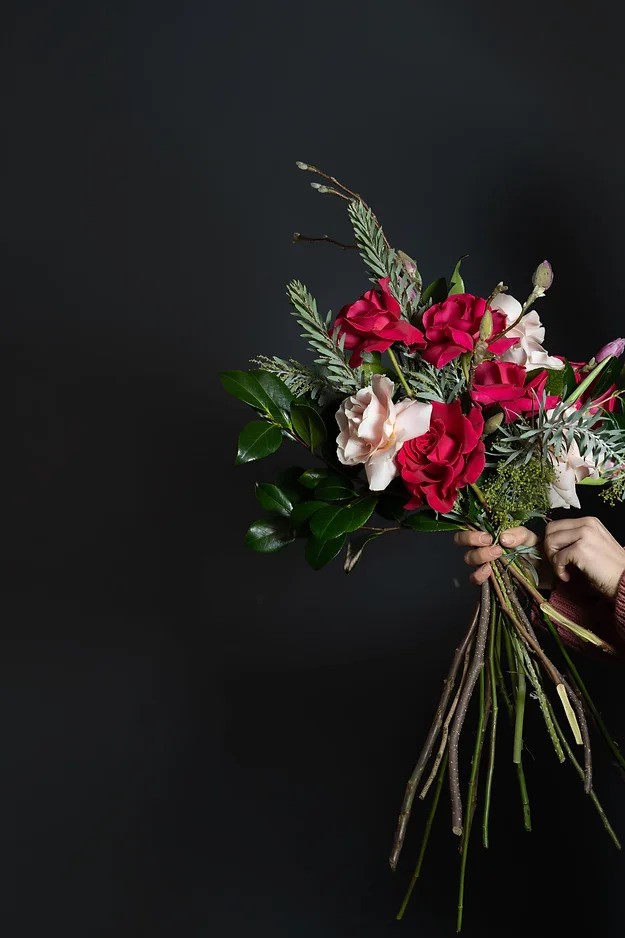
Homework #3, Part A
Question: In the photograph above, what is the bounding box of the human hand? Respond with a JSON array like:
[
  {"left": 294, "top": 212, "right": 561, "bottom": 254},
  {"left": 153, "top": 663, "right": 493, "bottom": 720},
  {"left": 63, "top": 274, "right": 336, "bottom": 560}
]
[
  {"left": 453, "top": 526, "right": 541, "bottom": 586},
  {"left": 543, "top": 516, "right": 625, "bottom": 600}
]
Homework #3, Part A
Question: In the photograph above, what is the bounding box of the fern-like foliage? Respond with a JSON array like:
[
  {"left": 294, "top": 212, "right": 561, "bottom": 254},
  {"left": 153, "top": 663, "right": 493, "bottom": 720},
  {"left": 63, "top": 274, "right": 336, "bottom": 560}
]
[
  {"left": 285, "top": 280, "right": 363, "bottom": 395},
  {"left": 250, "top": 355, "right": 329, "bottom": 401},
  {"left": 403, "top": 356, "right": 467, "bottom": 403},
  {"left": 346, "top": 199, "right": 421, "bottom": 319}
]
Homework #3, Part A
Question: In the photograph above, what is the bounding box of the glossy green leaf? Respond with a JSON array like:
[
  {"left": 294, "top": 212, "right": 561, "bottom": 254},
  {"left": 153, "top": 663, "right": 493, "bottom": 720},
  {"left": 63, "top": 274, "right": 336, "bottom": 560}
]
[
  {"left": 420, "top": 277, "right": 447, "bottom": 307},
  {"left": 290, "top": 402, "right": 327, "bottom": 453},
  {"left": 219, "top": 370, "right": 290, "bottom": 426},
  {"left": 560, "top": 359, "right": 577, "bottom": 399},
  {"left": 309, "top": 495, "right": 378, "bottom": 541},
  {"left": 255, "top": 370, "right": 295, "bottom": 413},
  {"left": 298, "top": 468, "right": 331, "bottom": 489},
  {"left": 291, "top": 500, "right": 327, "bottom": 523},
  {"left": 255, "top": 483, "right": 295, "bottom": 516},
  {"left": 305, "top": 533, "right": 347, "bottom": 570},
  {"left": 235, "top": 421, "right": 283, "bottom": 464},
  {"left": 244, "top": 519, "right": 296, "bottom": 552},
  {"left": 402, "top": 510, "right": 465, "bottom": 532},
  {"left": 588, "top": 355, "right": 622, "bottom": 401},
  {"left": 448, "top": 255, "right": 468, "bottom": 295},
  {"left": 315, "top": 477, "right": 356, "bottom": 501}
]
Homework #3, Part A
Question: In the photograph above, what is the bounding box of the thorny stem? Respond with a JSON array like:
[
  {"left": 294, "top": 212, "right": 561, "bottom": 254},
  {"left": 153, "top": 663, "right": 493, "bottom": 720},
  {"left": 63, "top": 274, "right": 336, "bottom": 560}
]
[
  {"left": 396, "top": 751, "right": 449, "bottom": 921},
  {"left": 449, "top": 581, "right": 491, "bottom": 837},
  {"left": 389, "top": 603, "right": 480, "bottom": 870}
]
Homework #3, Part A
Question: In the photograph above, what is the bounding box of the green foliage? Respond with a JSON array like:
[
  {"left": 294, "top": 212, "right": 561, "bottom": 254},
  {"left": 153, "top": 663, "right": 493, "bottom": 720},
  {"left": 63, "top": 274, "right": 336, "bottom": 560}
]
[
  {"left": 219, "top": 369, "right": 292, "bottom": 427},
  {"left": 305, "top": 533, "right": 347, "bottom": 570},
  {"left": 290, "top": 400, "right": 327, "bottom": 453},
  {"left": 401, "top": 511, "right": 465, "bottom": 532},
  {"left": 286, "top": 280, "right": 363, "bottom": 394},
  {"left": 235, "top": 421, "right": 283, "bottom": 464},
  {"left": 448, "top": 255, "right": 467, "bottom": 295},
  {"left": 244, "top": 520, "right": 296, "bottom": 552},
  {"left": 309, "top": 495, "right": 378, "bottom": 541},
  {"left": 347, "top": 198, "right": 393, "bottom": 279},
  {"left": 480, "top": 457, "right": 556, "bottom": 530}
]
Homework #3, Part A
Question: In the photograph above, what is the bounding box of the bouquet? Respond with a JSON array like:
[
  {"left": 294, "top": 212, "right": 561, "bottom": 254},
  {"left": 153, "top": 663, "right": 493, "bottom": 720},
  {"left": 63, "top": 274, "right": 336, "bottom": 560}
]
[{"left": 220, "top": 161, "right": 625, "bottom": 931}]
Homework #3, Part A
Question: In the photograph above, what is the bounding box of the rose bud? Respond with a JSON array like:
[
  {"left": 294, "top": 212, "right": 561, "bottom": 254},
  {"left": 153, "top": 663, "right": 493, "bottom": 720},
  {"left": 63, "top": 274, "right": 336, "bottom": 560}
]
[
  {"left": 532, "top": 260, "right": 554, "bottom": 291},
  {"left": 595, "top": 338, "right": 625, "bottom": 362},
  {"left": 479, "top": 308, "right": 493, "bottom": 340}
]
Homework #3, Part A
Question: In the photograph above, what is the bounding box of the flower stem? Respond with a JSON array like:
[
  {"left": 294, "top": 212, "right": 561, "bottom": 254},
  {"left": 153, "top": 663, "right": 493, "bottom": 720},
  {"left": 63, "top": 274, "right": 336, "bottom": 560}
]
[
  {"left": 502, "top": 620, "right": 532, "bottom": 831},
  {"left": 546, "top": 699, "right": 622, "bottom": 850},
  {"left": 396, "top": 751, "right": 449, "bottom": 921},
  {"left": 387, "top": 348, "right": 414, "bottom": 398},
  {"left": 541, "top": 610, "right": 625, "bottom": 775},
  {"left": 482, "top": 597, "right": 499, "bottom": 848},
  {"left": 449, "top": 582, "right": 491, "bottom": 837},
  {"left": 563, "top": 354, "right": 613, "bottom": 407},
  {"left": 457, "top": 667, "right": 488, "bottom": 933}
]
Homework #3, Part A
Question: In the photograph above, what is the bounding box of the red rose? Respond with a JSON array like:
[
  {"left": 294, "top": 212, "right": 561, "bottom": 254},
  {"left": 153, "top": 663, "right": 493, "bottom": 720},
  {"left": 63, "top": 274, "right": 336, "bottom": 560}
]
[
  {"left": 470, "top": 362, "right": 561, "bottom": 422},
  {"left": 396, "top": 401, "right": 485, "bottom": 513},
  {"left": 421, "top": 293, "right": 518, "bottom": 368},
  {"left": 333, "top": 277, "right": 426, "bottom": 367}
]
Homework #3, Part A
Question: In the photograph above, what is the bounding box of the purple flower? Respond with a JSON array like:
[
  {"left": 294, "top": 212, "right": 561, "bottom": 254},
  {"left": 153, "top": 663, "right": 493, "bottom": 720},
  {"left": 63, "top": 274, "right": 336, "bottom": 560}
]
[{"left": 595, "top": 338, "right": 625, "bottom": 362}]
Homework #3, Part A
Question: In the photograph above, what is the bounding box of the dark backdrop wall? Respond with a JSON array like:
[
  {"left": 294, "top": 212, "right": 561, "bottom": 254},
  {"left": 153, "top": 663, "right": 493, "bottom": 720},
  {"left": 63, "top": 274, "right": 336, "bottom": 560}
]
[{"left": 4, "top": 1, "right": 625, "bottom": 936}]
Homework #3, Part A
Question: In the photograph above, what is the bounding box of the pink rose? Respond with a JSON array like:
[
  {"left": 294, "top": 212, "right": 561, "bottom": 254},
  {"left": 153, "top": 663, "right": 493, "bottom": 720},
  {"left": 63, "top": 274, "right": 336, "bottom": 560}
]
[
  {"left": 421, "top": 293, "right": 518, "bottom": 368},
  {"left": 396, "top": 401, "right": 485, "bottom": 513},
  {"left": 335, "top": 374, "right": 432, "bottom": 491},
  {"left": 333, "top": 277, "right": 426, "bottom": 367}
]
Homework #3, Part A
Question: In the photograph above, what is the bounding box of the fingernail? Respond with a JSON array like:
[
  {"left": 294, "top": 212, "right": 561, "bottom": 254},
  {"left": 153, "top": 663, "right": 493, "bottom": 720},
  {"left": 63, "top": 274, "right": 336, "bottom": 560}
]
[
  {"left": 490, "top": 546, "right": 502, "bottom": 557},
  {"left": 480, "top": 534, "right": 491, "bottom": 545},
  {"left": 500, "top": 533, "right": 512, "bottom": 545}
]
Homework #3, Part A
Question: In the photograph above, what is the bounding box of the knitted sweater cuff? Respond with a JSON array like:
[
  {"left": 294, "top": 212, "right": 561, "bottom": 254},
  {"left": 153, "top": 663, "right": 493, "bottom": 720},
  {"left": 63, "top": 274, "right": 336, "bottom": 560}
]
[{"left": 614, "top": 568, "right": 625, "bottom": 630}]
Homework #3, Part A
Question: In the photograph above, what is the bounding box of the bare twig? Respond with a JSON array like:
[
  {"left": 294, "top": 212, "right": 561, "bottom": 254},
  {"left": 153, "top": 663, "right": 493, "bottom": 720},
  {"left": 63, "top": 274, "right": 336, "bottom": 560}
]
[
  {"left": 449, "top": 581, "right": 492, "bottom": 837},
  {"left": 389, "top": 601, "right": 480, "bottom": 870}
]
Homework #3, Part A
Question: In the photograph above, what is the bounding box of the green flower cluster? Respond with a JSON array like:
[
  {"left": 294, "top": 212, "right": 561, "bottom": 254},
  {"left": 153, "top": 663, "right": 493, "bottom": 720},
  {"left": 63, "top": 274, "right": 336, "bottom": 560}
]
[
  {"left": 480, "top": 457, "right": 556, "bottom": 530},
  {"left": 600, "top": 473, "right": 625, "bottom": 506}
]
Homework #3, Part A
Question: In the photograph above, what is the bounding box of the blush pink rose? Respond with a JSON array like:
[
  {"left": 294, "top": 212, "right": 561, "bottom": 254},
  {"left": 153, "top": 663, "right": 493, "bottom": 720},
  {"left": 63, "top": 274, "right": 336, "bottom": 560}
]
[
  {"left": 335, "top": 374, "right": 432, "bottom": 491},
  {"left": 333, "top": 277, "right": 426, "bottom": 367}
]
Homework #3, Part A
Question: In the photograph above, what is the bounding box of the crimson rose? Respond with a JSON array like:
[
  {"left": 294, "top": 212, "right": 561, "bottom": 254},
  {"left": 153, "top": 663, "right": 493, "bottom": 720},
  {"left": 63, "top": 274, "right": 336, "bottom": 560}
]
[
  {"left": 421, "top": 293, "right": 517, "bottom": 368},
  {"left": 469, "top": 361, "right": 561, "bottom": 422},
  {"left": 396, "top": 401, "right": 485, "bottom": 513},
  {"left": 333, "top": 277, "right": 426, "bottom": 367}
]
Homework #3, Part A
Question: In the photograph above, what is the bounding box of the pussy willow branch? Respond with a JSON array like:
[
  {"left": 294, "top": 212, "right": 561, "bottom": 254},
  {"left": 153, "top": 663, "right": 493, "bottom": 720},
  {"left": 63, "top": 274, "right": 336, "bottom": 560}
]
[
  {"left": 449, "top": 580, "right": 491, "bottom": 837},
  {"left": 292, "top": 231, "right": 358, "bottom": 250},
  {"left": 389, "top": 601, "right": 480, "bottom": 870}
]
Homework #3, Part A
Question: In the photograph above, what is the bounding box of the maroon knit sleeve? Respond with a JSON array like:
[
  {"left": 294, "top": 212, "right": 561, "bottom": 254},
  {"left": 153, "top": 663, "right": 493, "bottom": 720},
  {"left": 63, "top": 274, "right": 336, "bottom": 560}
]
[
  {"left": 613, "top": 567, "right": 625, "bottom": 640},
  {"left": 544, "top": 565, "right": 625, "bottom": 657}
]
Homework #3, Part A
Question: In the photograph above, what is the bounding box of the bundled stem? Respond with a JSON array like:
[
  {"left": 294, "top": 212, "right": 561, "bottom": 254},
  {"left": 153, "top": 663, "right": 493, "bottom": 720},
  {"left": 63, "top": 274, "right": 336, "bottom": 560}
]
[
  {"left": 389, "top": 602, "right": 480, "bottom": 870},
  {"left": 448, "top": 581, "right": 491, "bottom": 837}
]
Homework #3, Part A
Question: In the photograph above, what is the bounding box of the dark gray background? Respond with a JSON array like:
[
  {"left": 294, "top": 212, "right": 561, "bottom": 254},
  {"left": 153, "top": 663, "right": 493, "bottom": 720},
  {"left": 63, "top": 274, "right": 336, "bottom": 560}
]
[{"left": 4, "top": 1, "right": 625, "bottom": 935}]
